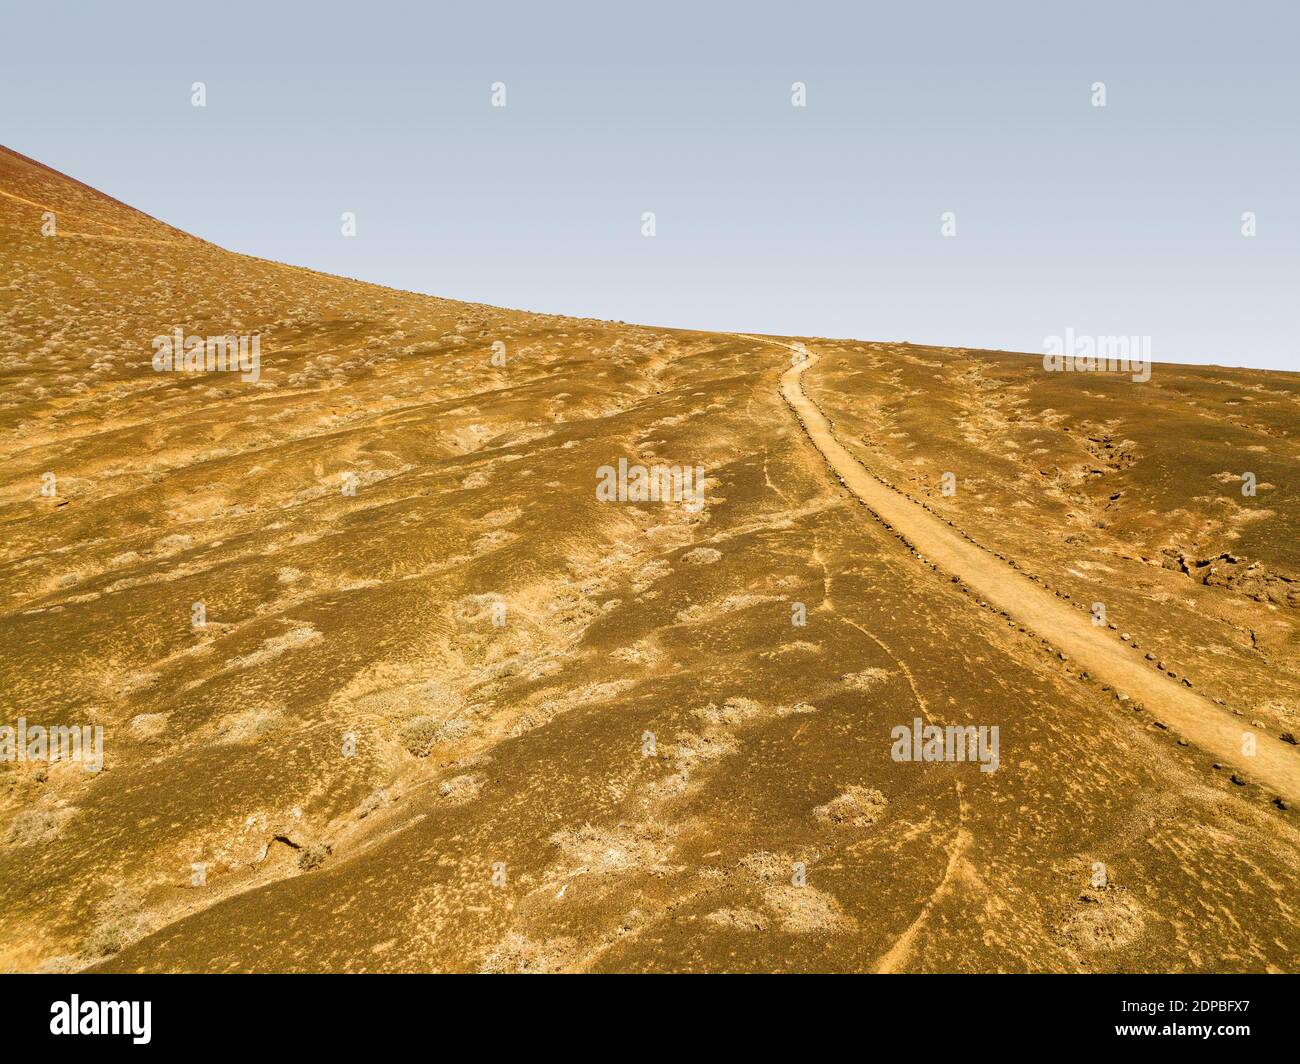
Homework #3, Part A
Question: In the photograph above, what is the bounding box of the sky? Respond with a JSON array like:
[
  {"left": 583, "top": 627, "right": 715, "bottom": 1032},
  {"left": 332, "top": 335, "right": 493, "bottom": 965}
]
[{"left": 3, "top": 0, "right": 1297, "bottom": 370}]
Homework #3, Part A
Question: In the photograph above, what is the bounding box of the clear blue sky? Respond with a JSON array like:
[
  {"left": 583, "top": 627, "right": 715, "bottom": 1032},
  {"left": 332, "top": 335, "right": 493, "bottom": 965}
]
[{"left": 3, "top": 0, "right": 1297, "bottom": 370}]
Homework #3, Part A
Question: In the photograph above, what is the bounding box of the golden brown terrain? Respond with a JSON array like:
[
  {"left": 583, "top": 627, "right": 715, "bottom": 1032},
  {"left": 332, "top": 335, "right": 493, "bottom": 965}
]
[{"left": 2, "top": 145, "right": 1298, "bottom": 973}]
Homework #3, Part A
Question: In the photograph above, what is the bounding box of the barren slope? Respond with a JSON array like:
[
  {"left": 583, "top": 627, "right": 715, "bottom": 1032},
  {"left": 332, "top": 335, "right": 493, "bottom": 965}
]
[{"left": 2, "top": 147, "right": 1297, "bottom": 973}]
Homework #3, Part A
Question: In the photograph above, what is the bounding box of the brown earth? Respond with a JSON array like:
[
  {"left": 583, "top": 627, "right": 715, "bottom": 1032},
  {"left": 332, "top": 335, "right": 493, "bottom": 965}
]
[{"left": 2, "top": 146, "right": 1298, "bottom": 973}]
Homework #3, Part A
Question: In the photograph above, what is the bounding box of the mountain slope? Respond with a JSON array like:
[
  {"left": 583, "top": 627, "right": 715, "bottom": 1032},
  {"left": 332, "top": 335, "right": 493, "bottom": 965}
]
[{"left": 2, "top": 147, "right": 1297, "bottom": 973}]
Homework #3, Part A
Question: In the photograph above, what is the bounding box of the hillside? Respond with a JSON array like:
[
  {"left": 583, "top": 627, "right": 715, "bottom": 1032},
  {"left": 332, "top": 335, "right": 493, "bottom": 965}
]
[{"left": 2, "top": 146, "right": 1297, "bottom": 973}]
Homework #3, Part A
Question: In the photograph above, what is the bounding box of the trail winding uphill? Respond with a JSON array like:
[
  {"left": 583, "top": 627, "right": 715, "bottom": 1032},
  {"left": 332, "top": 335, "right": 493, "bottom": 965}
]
[{"left": 752, "top": 336, "right": 1300, "bottom": 808}]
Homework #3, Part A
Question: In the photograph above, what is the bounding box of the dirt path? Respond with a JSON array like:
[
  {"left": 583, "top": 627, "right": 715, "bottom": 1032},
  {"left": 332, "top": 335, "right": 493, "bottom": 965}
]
[{"left": 748, "top": 335, "right": 1300, "bottom": 807}]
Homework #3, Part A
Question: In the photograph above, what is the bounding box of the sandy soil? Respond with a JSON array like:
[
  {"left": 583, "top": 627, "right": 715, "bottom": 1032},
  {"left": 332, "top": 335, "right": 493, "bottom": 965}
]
[{"left": 2, "top": 146, "right": 1298, "bottom": 973}]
